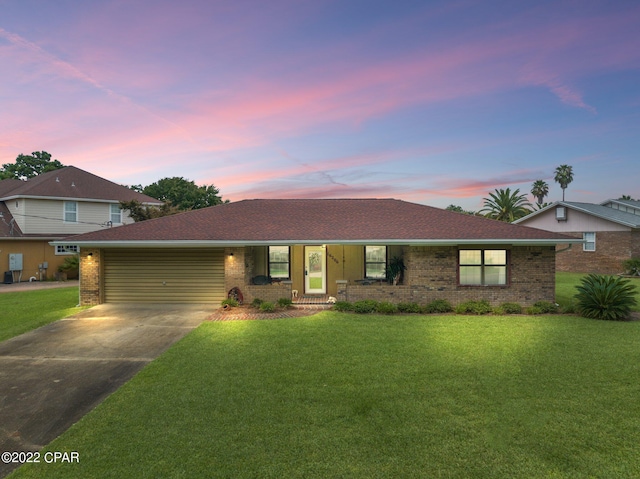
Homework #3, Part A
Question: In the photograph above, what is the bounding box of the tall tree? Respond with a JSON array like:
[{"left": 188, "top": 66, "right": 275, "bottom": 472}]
[
  {"left": 119, "top": 200, "right": 181, "bottom": 222},
  {"left": 480, "top": 188, "right": 533, "bottom": 222},
  {"left": 141, "top": 177, "right": 225, "bottom": 211},
  {"left": 0, "top": 151, "right": 64, "bottom": 180},
  {"left": 554, "top": 165, "right": 574, "bottom": 201},
  {"left": 530, "top": 180, "right": 550, "bottom": 206},
  {"left": 445, "top": 204, "right": 477, "bottom": 215}
]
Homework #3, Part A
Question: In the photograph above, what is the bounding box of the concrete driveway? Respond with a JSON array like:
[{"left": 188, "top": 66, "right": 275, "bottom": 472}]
[{"left": 0, "top": 303, "right": 211, "bottom": 478}]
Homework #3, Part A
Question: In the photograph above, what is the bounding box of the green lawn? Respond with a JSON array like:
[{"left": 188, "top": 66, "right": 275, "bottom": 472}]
[
  {"left": 556, "top": 272, "right": 640, "bottom": 311},
  {"left": 0, "top": 287, "right": 85, "bottom": 342},
  {"left": 12, "top": 312, "right": 640, "bottom": 479}
]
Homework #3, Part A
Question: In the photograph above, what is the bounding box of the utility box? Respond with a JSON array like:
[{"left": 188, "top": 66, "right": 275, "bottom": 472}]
[{"left": 9, "top": 253, "right": 23, "bottom": 271}]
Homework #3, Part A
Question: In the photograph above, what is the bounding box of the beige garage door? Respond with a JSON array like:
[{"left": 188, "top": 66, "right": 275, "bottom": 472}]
[{"left": 104, "top": 248, "right": 225, "bottom": 303}]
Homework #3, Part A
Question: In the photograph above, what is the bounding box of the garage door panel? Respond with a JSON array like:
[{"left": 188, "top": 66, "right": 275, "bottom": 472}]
[{"left": 104, "top": 248, "right": 225, "bottom": 303}]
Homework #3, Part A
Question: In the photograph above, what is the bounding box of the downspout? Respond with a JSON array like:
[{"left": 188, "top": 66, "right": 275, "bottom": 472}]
[{"left": 555, "top": 244, "right": 573, "bottom": 254}]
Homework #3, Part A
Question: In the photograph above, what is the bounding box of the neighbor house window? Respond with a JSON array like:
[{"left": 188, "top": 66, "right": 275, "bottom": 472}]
[
  {"left": 56, "top": 245, "right": 79, "bottom": 255},
  {"left": 365, "top": 246, "right": 387, "bottom": 279},
  {"left": 64, "top": 201, "right": 77, "bottom": 223},
  {"left": 459, "top": 249, "right": 508, "bottom": 286},
  {"left": 110, "top": 204, "right": 122, "bottom": 224},
  {"left": 583, "top": 232, "right": 596, "bottom": 251},
  {"left": 268, "top": 246, "right": 290, "bottom": 279}
]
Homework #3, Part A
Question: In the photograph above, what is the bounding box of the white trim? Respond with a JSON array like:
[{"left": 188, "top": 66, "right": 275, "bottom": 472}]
[{"left": 51, "top": 238, "right": 579, "bottom": 248}]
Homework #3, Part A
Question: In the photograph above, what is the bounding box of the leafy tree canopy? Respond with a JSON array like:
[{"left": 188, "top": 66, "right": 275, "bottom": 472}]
[
  {"left": 445, "top": 204, "right": 477, "bottom": 215},
  {"left": 0, "top": 151, "right": 64, "bottom": 180},
  {"left": 119, "top": 200, "right": 182, "bottom": 222},
  {"left": 141, "top": 177, "right": 226, "bottom": 211}
]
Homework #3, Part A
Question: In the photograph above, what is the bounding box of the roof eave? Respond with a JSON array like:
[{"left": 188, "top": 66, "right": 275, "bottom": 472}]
[
  {"left": 51, "top": 238, "right": 579, "bottom": 248},
  {"left": 1, "top": 194, "right": 163, "bottom": 205}
]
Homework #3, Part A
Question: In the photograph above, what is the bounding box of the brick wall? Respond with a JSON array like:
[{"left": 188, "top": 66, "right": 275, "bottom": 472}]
[
  {"left": 345, "top": 245, "right": 556, "bottom": 307},
  {"left": 556, "top": 231, "right": 635, "bottom": 274},
  {"left": 79, "top": 248, "right": 101, "bottom": 306}
]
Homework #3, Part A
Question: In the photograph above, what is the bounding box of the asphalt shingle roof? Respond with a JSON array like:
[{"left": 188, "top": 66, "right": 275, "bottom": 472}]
[
  {"left": 562, "top": 202, "right": 640, "bottom": 228},
  {"left": 65, "top": 198, "right": 576, "bottom": 245},
  {"left": 0, "top": 166, "right": 161, "bottom": 204}
]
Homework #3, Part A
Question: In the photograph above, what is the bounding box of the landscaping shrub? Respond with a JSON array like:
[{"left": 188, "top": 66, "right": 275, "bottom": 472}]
[
  {"left": 526, "top": 306, "right": 543, "bottom": 315},
  {"left": 353, "top": 300, "right": 379, "bottom": 314},
  {"left": 397, "top": 302, "right": 422, "bottom": 313},
  {"left": 454, "top": 300, "right": 492, "bottom": 315},
  {"left": 251, "top": 298, "right": 264, "bottom": 308},
  {"left": 623, "top": 258, "right": 640, "bottom": 276},
  {"left": 423, "top": 299, "right": 453, "bottom": 314},
  {"left": 492, "top": 306, "right": 505, "bottom": 315},
  {"left": 259, "top": 301, "right": 275, "bottom": 313},
  {"left": 533, "top": 301, "right": 558, "bottom": 314},
  {"left": 500, "top": 302, "right": 522, "bottom": 314},
  {"left": 221, "top": 298, "right": 239, "bottom": 308},
  {"left": 333, "top": 301, "right": 353, "bottom": 312},
  {"left": 277, "top": 297, "right": 293, "bottom": 308},
  {"left": 574, "top": 274, "right": 638, "bottom": 321},
  {"left": 376, "top": 301, "right": 398, "bottom": 315}
]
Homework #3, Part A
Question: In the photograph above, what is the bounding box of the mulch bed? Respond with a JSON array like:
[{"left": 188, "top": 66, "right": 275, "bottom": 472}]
[{"left": 207, "top": 305, "right": 331, "bottom": 321}]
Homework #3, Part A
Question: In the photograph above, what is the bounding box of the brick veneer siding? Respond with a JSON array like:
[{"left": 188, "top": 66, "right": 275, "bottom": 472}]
[
  {"left": 79, "top": 248, "right": 101, "bottom": 306},
  {"left": 556, "top": 231, "right": 638, "bottom": 274},
  {"left": 224, "top": 246, "right": 292, "bottom": 304},
  {"left": 345, "top": 245, "right": 556, "bottom": 307}
]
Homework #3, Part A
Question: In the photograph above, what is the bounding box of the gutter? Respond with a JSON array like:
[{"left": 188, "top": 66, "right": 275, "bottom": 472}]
[{"left": 50, "top": 238, "right": 580, "bottom": 249}]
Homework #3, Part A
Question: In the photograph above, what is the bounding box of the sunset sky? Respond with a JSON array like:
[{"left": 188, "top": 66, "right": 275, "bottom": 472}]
[{"left": 1, "top": 0, "right": 639, "bottom": 209}]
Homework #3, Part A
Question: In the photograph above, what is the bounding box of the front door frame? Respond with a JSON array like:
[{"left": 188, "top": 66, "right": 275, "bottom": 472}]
[{"left": 304, "top": 246, "right": 326, "bottom": 294}]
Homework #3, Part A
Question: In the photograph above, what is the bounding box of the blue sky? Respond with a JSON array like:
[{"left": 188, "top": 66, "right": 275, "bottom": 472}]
[{"left": 1, "top": 0, "right": 638, "bottom": 209}]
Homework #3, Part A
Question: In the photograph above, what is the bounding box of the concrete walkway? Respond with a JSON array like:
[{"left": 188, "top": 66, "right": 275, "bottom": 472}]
[{"left": 0, "top": 303, "right": 211, "bottom": 478}]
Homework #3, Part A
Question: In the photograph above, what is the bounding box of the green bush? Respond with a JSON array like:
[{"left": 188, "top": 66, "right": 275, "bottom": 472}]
[
  {"left": 277, "top": 297, "right": 293, "bottom": 308},
  {"left": 574, "top": 274, "right": 638, "bottom": 321},
  {"left": 532, "top": 301, "right": 558, "bottom": 313},
  {"left": 526, "top": 306, "right": 543, "bottom": 315},
  {"left": 251, "top": 298, "right": 264, "bottom": 308},
  {"left": 333, "top": 301, "right": 353, "bottom": 312},
  {"left": 500, "top": 302, "right": 522, "bottom": 314},
  {"left": 423, "top": 299, "right": 453, "bottom": 314},
  {"left": 353, "top": 300, "right": 379, "bottom": 314},
  {"left": 376, "top": 301, "right": 398, "bottom": 314},
  {"left": 397, "top": 302, "right": 422, "bottom": 313},
  {"left": 259, "top": 301, "right": 275, "bottom": 313},
  {"left": 623, "top": 258, "right": 640, "bottom": 276},
  {"left": 454, "top": 300, "right": 492, "bottom": 315},
  {"left": 221, "top": 298, "right": 239, "bottom": 307},
  {"left": 492, "top": 306, "right": 505, "bottom": 315}
]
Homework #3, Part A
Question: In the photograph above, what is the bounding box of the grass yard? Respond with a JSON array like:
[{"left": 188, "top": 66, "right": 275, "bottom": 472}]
[
  {"left": 12, "top": 312, "right": 640, "bottom": 479},
  {"left": 0, "top": 287, "right": 85, "bottom": 342},
  {"left": 556, "top": 272, "right": 640, "bottom": 311}
]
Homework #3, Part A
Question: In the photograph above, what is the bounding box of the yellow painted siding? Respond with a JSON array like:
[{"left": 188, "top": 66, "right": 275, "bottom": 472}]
[
  {"left": 103, "top": 248, "right": 225, "bottom": 303},
  {"left": 0, "top": 240, "right": 65, "bottom": 281}
]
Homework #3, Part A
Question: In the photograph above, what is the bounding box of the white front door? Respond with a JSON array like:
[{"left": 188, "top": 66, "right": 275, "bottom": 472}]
[{"left": 305, "top": 246, "right": 326, "bottom": 294}]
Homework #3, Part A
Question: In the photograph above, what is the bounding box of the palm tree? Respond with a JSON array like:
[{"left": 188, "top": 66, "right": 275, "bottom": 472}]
[
  {"left": 531, "top": 180, "right": 549, "bottom": 206},
  {"left": 554, "top": 165, "right": 574, "bottom": 201},
  {"left": 480, "top": 188, "right": 533, "bottom": 222}
]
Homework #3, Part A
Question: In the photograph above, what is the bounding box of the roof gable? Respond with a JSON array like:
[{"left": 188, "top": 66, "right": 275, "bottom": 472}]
[
  {"left": 516, "top": 201, "right": 640, "bottom": 229},
  {"left": 0, "top": 166, "right": 162, "bottom": 204},
  {"left": 63, "top": 198, "right": 576, "bottom": 245}
]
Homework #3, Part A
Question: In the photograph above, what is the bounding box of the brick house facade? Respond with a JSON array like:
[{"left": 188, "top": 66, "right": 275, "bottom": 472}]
[
  {"left": 68, "top": 199, "right": 576, "bottom": 307},
  {"left": 515, "top": 200, "right": 640, "bottom": 274}
]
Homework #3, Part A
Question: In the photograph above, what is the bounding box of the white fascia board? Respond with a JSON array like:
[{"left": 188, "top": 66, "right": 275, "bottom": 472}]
[
  {"left": 51, "top": 238, "right": 579, "bottom": 248},
  {"left": 4, "top": 195, "right": 162, "bottom": 205}
]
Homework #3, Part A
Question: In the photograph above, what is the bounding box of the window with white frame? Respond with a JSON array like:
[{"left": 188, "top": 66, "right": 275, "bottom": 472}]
[
  {"left": 365, "top": 245, "right": 387, "bottom": 279},
  {"left": 110, "top": 204, "right": 122, "bottom": 224},
  {"left": 268, "top": 246, "right": 290, "bottom": 279},
  {"left": 583, "top": 232, "right": 596, "bottom": 251},
  {"left": 64, "top": 201, "right": 77, "bottom": 223},
  {"left": 56, "top": 245, "right": 79, "bottom": 255},
  {"left": 459, "top": 249, "right": 508, "bottom": 286}
]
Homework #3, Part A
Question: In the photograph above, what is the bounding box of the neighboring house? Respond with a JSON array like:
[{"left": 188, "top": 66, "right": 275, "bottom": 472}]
[
  {"left": 0, "top": 166, "right": 162, "bottom": 281},
  {"left": 55, "top": 198, "right": 577, "bottom": 307},
  {"left": 514, "top": 199, "right": 640, "bottom": 274}
]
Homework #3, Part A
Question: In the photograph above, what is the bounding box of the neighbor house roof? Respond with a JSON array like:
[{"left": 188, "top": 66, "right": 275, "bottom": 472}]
[
  {"left": 0, "top": 166, "right": 162, "bottom": 204},
  {"left": 514, "top": 201, "right": 640, "bottom": 229},
  {"left": 56, "top": 198, "right": 578, "bottom": 248}
]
